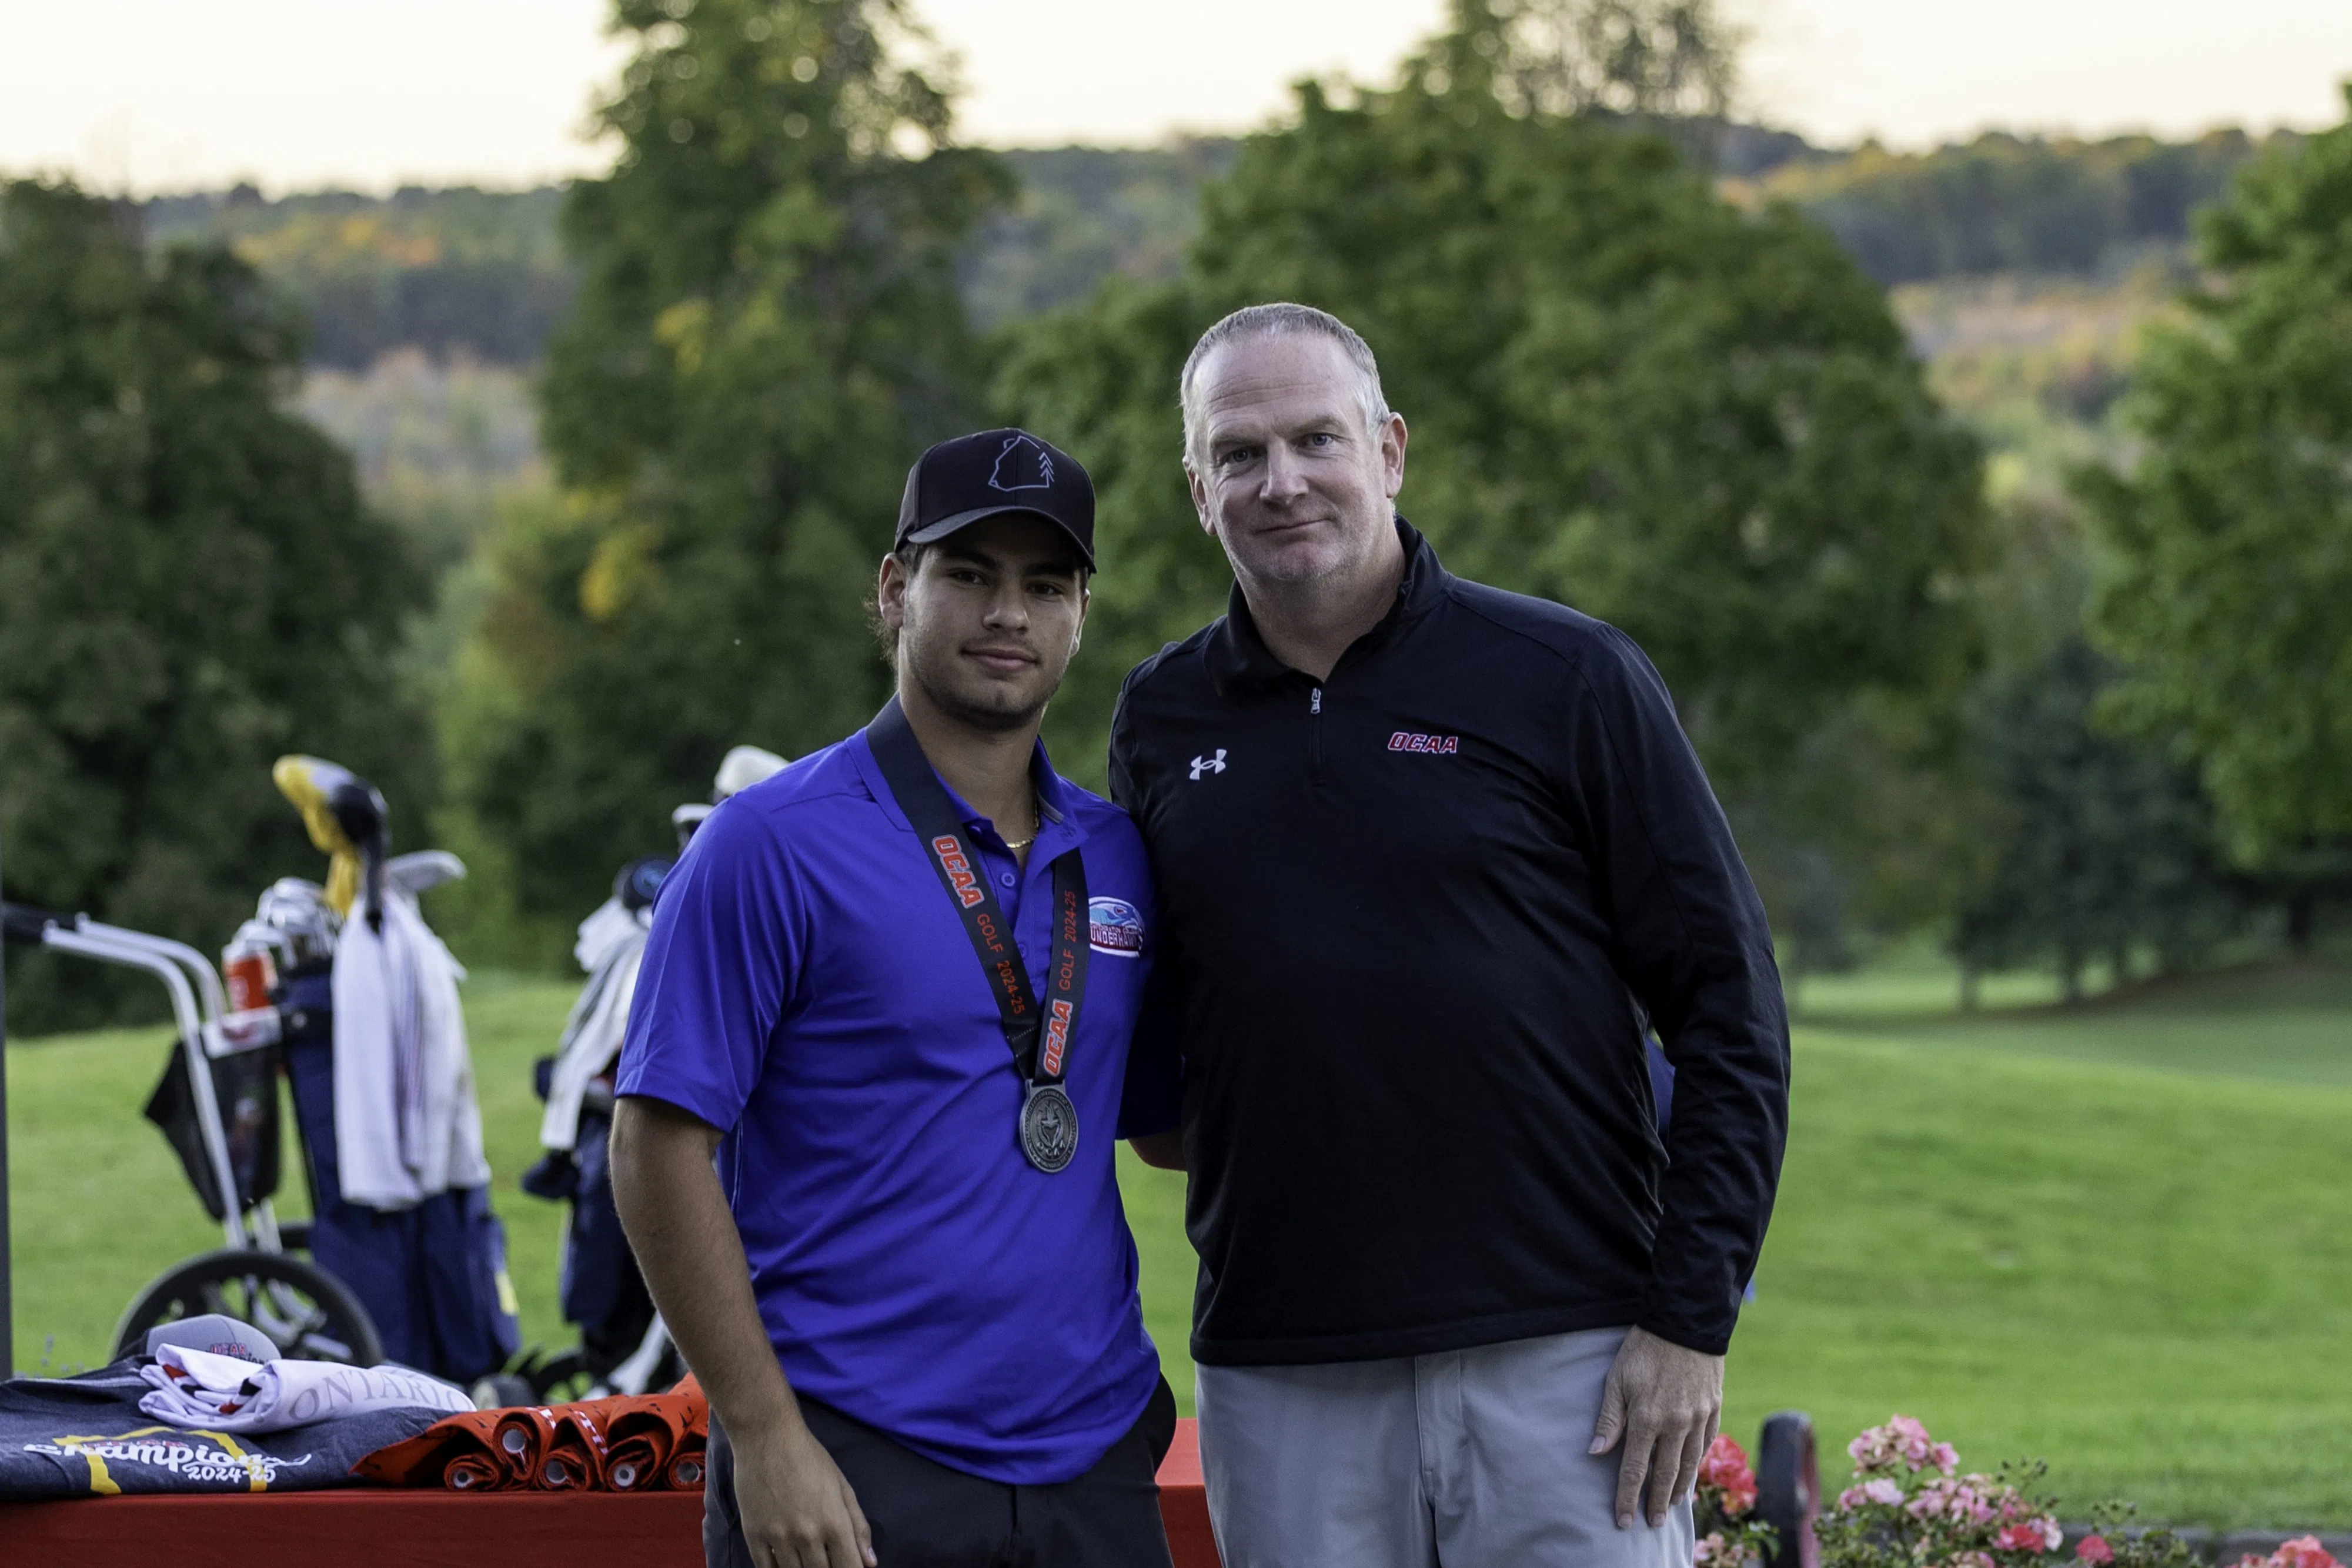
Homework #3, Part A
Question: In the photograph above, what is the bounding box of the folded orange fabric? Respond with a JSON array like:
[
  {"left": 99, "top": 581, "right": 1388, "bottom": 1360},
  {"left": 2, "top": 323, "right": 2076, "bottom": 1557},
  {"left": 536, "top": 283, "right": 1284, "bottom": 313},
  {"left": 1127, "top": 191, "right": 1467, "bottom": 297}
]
[
  {"left": 562, "top": 1382, "right": 704, "bottom": 1491},
  {"left": 356, "top": 1409, "right": 506, "bottom": 1487},
  {"left": 354, "top": 1376, "right": 709, "bottom": 1494},
  {"left": 445, "top": 1452, "right": 503, "bottom": 1492},
  {"left": 494, "top": 1406, "right": 567, "bottom": 1487}
]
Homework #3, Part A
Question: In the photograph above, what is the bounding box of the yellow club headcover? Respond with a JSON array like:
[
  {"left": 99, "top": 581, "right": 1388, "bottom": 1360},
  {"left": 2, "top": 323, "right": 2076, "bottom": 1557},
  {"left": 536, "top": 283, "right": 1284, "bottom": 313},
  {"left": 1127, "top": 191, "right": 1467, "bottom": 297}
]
[{"left": 273, "top": 754, "right": 364, "bottom": 917}]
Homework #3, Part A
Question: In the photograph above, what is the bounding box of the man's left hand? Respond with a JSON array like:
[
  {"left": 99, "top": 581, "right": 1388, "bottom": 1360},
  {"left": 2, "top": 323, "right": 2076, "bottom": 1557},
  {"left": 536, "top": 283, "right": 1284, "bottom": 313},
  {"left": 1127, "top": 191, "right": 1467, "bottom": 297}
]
[{"left": 1588, "top": 1326, "right": 1725, "bottom": 1530}]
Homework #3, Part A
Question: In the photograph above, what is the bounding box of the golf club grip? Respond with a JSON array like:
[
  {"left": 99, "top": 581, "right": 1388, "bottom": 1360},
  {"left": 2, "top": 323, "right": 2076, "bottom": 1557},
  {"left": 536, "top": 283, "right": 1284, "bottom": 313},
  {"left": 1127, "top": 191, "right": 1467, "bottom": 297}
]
[{"left": 0, "top": 900, "right": 68, "bottom": 945}]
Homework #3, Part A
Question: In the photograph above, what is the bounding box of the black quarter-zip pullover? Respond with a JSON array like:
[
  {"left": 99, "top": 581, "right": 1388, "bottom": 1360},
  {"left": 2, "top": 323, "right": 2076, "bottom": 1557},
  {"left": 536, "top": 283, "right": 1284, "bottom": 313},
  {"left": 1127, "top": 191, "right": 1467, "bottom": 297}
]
[{"left": 1109, "top": 521, "right": 1789, "bottom": 1364}]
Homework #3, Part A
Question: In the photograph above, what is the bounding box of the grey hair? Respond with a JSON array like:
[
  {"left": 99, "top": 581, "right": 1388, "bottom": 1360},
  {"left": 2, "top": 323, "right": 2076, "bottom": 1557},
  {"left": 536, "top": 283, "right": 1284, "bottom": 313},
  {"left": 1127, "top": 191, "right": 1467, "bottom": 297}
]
[{"left": 1179, "top": 303, "right": 1391, "bottom": 470}]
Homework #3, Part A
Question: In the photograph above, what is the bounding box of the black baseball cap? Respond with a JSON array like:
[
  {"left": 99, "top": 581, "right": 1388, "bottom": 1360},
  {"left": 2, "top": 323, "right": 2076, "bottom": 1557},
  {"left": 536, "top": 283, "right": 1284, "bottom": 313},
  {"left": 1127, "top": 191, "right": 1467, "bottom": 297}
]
[{"left": 895, "top": 428, "right": 1095, "bottom": 569}]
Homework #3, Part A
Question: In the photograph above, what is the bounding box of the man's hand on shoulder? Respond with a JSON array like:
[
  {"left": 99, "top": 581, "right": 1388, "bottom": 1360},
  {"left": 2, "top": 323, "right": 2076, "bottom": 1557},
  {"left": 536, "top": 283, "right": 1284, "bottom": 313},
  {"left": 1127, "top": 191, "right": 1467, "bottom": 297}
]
[
  {"left": 1588, "top": 1326, "right": 1725, "bottom": 1532},
  {"left": 731, "top": 1413, "right": 874, "bottom": 1568}
]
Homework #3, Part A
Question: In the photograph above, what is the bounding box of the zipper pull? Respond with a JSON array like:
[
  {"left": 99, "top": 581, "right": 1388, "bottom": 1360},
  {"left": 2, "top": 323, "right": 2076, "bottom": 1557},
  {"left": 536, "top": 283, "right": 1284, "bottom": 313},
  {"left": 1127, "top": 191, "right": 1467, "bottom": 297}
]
[{"left": 1310, "top": 687, "right": 1322, "bottom": 714}]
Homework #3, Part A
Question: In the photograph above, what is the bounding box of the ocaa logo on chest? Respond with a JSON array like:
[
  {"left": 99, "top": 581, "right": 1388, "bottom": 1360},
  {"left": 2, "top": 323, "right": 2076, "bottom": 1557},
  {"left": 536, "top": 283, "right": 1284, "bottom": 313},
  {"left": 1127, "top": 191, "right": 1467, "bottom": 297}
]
[{"left": 1087, "top": 897, "right": 1145, "bottom": 956}]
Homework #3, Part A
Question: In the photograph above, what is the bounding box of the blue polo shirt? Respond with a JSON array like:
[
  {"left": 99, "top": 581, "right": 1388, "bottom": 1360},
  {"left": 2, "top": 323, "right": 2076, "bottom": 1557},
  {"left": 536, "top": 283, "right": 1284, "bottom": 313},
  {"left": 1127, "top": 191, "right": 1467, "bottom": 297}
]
[{"left": 614, "top": 724, "right": 1176, "bottom": 1485}]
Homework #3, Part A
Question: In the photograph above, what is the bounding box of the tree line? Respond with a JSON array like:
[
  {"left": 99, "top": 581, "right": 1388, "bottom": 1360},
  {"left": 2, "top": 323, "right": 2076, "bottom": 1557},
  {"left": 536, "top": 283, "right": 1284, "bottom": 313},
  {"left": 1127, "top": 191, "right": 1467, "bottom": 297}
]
[
  {"left": 4, "top": 0, "right": 2345, "bottom": 1029},
  {"left": 138, "top": 127, "right": 2277, "bottom": 370}
]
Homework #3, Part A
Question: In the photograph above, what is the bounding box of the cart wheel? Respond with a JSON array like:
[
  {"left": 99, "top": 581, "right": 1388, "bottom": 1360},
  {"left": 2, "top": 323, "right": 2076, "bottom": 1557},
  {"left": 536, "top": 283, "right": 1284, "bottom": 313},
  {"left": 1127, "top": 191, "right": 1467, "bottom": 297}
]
[
  {"left": 1757, "top": 1409, "right": 1821, "bottom": 1568},
  {"left": 113, "top": 1249, "right": 383, "bottom": 1367}
]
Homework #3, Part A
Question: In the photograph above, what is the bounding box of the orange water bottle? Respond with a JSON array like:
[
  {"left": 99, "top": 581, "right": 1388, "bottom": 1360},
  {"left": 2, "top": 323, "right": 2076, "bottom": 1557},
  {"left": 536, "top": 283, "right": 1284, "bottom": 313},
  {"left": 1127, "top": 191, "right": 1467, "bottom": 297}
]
[{"left": 223, "top": 935, "right": 279, "bottom": 1013}]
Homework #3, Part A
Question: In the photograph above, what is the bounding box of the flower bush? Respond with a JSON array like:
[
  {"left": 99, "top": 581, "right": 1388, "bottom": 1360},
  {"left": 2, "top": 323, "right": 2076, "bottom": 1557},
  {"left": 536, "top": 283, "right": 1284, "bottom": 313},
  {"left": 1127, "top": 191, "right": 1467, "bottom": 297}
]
[
  {"left": 1813, "top": 1418, "right": 2299, "bottom": 1568},
  {"left": 1740, "top": 1412, "right": 2345, "bottom": 1568},
  {"left": 2231, "top": 1539, "right": 2344, "bottom": 1568},
  {"left": 2063, "top": 1503, "right": 2201, "bottom": 1568},
  {"left": 1819, "top": 1413, "right": 2063, "bottom": 1568},
  {"left": 1695, "top": 1433, "right": 1779, "bottom": 1568}
]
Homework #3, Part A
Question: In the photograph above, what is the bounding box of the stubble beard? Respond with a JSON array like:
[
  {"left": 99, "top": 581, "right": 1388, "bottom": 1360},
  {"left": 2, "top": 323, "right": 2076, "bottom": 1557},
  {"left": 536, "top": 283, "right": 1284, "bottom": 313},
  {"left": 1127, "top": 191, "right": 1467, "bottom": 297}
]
[
  {"left": 900, "top": 620, "right": 1059, "bottom": 736},
  {"left": 1228, "top": 503, "right": 1390, "bottom": 600}
]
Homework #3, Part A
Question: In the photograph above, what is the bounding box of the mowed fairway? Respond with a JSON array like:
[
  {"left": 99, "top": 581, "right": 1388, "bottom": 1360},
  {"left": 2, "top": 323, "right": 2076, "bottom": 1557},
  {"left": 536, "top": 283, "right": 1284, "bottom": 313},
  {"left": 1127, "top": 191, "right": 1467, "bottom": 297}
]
[{"left": 6, "top": 963, "right": 2348, "bottom": 1527}]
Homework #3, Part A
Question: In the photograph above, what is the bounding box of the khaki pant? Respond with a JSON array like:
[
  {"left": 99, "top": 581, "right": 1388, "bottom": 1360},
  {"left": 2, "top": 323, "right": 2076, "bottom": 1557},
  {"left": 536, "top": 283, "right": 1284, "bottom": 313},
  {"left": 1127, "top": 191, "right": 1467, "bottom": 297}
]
[{"left": 1197, "top": 1326, "right": 1695, "bottom": 1568}]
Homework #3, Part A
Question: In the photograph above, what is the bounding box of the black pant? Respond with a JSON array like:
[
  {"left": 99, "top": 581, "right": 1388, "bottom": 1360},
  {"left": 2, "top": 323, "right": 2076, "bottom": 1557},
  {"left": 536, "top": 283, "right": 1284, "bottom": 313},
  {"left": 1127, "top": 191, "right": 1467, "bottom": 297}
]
[{"left": 705, "top": 1380, "right": 1178, "bottom": 1568}]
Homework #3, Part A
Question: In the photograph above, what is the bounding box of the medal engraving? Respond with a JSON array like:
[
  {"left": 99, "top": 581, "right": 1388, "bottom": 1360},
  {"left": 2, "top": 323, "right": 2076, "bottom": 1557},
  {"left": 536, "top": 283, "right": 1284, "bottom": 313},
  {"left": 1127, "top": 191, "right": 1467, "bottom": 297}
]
[{"left": 1019, "top": 1083, "right": 1079, "bottom": 1174}]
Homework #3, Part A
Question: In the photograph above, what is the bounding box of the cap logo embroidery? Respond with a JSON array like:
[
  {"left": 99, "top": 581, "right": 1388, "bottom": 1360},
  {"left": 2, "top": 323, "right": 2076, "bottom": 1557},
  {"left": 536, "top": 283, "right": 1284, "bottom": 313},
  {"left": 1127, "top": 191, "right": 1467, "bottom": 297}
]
[
  {"left": 1387, "top": 731, "right": 1459, "bottom": 754},
  {"left": 988, "top": 433, "right": 1055, "bottom": 493}
]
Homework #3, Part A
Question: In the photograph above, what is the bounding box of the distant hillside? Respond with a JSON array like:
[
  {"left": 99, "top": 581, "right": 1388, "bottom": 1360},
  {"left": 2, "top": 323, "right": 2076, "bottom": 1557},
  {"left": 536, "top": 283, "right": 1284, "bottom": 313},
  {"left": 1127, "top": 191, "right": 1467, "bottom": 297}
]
[
  {"left": 963, "top": 141, "right": 1240, "bottom": 326},
  {"left": 1734, "top": 129, "right": 2280, "bottom": 285},
  {"left": 129, "top": 123, "right": 2279, "bottom": 369},
  {"left": 143, "top": 184, "right": 570, "bottom": 369}
]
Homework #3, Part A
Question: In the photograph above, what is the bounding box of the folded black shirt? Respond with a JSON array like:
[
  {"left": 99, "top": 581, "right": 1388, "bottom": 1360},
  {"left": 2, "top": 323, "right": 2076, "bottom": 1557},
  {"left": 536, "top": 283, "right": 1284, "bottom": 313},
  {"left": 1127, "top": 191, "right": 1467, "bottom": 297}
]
[{"left": 0, "top": 1360, "right": 447, "bottom": 1500}]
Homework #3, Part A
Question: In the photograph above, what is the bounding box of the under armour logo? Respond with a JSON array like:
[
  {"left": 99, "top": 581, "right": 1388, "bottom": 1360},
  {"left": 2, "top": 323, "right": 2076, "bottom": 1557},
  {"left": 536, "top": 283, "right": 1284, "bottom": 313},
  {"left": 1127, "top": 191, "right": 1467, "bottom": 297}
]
[
  {"left": 988, "top": 433, "right": 1055, "bottom": 493},
  {"left": 1189, "top": 750, "right": 1228, "bottom": 780}
]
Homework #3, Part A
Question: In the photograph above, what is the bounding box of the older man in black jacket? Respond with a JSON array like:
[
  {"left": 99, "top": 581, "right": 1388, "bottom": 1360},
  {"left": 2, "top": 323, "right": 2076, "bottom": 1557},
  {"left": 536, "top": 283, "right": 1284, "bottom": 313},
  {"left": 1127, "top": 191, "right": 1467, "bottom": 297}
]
[{"left": 1114, "top": 303, "right": 1790, "bottom": 1568}]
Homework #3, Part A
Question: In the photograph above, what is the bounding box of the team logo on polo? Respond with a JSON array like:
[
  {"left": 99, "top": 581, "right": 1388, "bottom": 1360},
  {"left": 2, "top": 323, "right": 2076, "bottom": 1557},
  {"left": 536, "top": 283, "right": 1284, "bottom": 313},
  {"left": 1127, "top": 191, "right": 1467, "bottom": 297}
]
[
  {"left": 1088, "top": 897, "right": 1144, "bottom": 956},
  {"left": 1387, "top": 731, "right": 1460, "bottom": 755},
  {"left": 1189, "top": 749, "right": 1227, "bottom": 780}
]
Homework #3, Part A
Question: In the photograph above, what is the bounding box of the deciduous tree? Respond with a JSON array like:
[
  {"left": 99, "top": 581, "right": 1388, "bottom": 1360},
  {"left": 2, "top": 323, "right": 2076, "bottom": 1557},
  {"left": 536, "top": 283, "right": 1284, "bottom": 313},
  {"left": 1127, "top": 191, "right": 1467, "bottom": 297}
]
[
  {"left": 2083, "top": 90, "right": 2352, "bottom": 898},
  {"left": 998, "top": 28, "right": 1987, "bottom": 831},
  {"left": 451, "top": 0, "right": 1007, "bottom": 917},
  {"left": 0, "top": 181, "right": 427, "bottom": 1029}
]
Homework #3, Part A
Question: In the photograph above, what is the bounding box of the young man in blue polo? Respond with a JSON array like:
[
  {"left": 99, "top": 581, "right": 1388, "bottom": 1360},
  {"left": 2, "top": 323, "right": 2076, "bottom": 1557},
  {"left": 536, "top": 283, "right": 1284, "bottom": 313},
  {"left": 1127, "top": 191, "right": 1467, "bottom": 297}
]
[{"left": 609, "top": 429, "right": 1177, "bottom": 1568}]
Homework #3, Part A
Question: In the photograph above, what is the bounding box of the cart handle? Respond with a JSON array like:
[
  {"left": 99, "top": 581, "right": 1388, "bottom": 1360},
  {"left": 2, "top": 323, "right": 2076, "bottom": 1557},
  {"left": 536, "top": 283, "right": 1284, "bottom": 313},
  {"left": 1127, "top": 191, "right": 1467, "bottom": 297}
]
[
  {"left": 24, "top": 922, "right": 251, "bottom": 1252},
  {"left": 1, "top": 900, "right": 66, "bottom": 945},
  {"left": 76, "top": 918, "right": 229, "bottom": 1028}
]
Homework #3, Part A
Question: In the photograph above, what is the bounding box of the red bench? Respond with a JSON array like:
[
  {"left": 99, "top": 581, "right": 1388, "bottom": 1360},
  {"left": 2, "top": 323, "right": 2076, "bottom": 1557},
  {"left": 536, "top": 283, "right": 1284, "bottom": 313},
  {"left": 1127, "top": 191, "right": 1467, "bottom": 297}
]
[{"left": 0, "top": 1417, "right": 1222, "bottom": 1567}]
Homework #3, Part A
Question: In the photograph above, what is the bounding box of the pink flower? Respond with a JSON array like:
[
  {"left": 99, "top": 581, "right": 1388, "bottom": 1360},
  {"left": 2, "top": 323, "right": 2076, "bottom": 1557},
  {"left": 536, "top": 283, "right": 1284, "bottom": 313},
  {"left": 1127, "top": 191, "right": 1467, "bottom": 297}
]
[
  {"left": 1890, "top": 1415, "right": 1936, "bottom": 1465},
  {"left": 1930, "top": 1442, "right": 1960, "bottom": 1476},
  {"left": 1695, "top": 1532, "right": 1729, "bottom": 1564},
  {"left": 1996, "top": 1518, "right": 2063, "bottom": 1553},
  {"left": 2076, "top": 1538, "right": 2114, "bottom": 1565},
  {"left": 1910, "top": 1478, "right": 2002, "bottom": 1526},
  {"left": 2273, "top": 1539, "right": 2343, "bottom": 1568},
  {"left": 1699, "top": 1435, "right": 1759, "bottom": 1517},
  {"left": 1851, "top": 1415, "right": 1950, "bottom": 1475},
  {"left": 1837, "top": 1478, "right": 1905, "bottom": 1511}
]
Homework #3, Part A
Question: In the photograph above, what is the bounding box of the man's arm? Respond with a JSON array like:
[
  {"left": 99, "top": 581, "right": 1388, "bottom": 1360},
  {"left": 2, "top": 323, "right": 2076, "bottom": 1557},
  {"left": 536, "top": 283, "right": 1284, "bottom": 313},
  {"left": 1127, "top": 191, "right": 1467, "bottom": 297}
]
[
  {"left": 1121, "top": 956, "right": 1191, "bottom": 1172},
  {"left": 1558, "top": 628, "right": 1792, "bottom": 1530},
  {"left": 609, "top": 1094, "right": 873, "bottom": 1568}
]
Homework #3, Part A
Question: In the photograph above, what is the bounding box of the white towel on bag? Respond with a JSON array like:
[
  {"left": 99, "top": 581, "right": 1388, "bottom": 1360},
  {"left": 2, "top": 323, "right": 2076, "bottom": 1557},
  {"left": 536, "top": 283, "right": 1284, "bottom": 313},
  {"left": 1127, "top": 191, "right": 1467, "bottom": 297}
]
[
  {"left": 330, "top": 889, "right": 490, "bottom": 1210},
  {"left": 537, "top": 895, "right": 653, "bottom": 1154}
]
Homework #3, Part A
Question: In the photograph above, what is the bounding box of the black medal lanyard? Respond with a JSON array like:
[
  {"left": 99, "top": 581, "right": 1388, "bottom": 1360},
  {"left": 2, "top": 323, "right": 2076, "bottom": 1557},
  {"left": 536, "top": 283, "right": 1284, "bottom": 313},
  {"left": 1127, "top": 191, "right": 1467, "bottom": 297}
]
[{"left": 867, "top": 697, "right": 1088, "bottom": 1174}]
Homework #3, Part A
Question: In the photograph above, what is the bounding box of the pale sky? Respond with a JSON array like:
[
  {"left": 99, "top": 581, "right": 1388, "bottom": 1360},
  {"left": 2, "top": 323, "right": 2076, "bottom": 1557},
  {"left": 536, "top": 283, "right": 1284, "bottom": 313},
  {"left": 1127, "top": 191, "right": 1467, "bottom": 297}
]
[{"left": 6, "top": 0, "right": 2350, "bottom": 194}]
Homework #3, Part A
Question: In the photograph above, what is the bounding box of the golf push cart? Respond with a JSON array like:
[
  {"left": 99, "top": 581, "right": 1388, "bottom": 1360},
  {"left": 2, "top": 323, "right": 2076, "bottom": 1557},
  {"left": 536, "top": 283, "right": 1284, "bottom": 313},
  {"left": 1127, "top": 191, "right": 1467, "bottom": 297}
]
[{"left": 0, "top": 755, "right": 470, "bottom": 1370}]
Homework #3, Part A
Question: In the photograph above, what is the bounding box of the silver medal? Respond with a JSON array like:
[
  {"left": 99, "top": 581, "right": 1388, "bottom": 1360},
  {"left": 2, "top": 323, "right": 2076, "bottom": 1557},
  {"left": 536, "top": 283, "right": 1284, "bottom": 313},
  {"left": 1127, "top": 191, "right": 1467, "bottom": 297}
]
[{"left": 1019, "top": 1082, "right": 1079, "bottom": 1174}]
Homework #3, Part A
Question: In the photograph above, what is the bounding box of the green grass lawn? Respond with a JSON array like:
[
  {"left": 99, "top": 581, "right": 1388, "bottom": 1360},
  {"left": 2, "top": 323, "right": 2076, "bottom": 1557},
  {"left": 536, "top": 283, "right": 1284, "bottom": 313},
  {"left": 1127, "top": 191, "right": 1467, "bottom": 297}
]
[
  {"left": 0, "top": 971, "right": 583, "bottom": 1378},
  {"left": 8, "top": 960, "right": 2350, "bottom": 1526}
]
